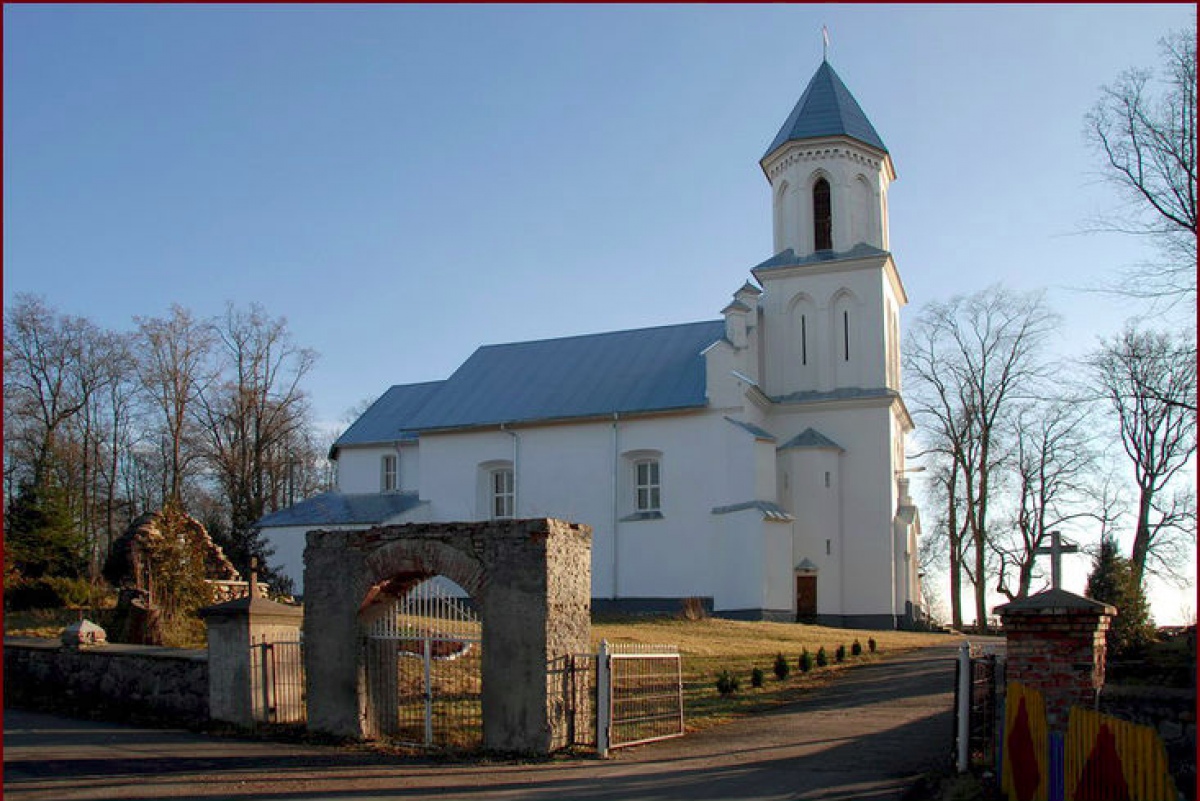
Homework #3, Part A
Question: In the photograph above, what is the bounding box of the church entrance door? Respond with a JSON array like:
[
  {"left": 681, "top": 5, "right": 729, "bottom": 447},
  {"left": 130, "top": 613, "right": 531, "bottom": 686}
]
[{"left": 795, "top": 574, "right": 817, "bottom": 622}]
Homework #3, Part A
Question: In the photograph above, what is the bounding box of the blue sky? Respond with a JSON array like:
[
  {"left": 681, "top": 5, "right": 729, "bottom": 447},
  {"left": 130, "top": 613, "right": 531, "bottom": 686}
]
[{"left": 5, "top": 5, "right": 1194, "bottom": 620}]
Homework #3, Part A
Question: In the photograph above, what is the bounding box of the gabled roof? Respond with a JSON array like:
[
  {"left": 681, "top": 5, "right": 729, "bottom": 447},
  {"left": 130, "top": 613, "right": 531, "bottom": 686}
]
[
  {"left": 400, "top": 320, "right": 726, "bottom": 432},
  {"left": 763, "top": 60, "right": 888, "bottom": 159},
  {"left": 778, "top": 427, "right": 843, "bottom": 451},
  {"left": 331, "top": 381, "right": 445, "bottom": 456},
  {"left": 256, "top": 492, "right": 424, "bottom": 529}
]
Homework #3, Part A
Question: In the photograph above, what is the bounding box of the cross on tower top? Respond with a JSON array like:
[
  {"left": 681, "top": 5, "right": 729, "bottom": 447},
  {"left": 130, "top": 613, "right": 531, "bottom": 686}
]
[{"left": 1034, "top": 530, "right": 1079, "bottom": 590}]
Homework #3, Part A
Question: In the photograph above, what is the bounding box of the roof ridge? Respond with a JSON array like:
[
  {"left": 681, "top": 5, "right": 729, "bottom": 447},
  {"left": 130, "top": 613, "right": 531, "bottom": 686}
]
[{"left": 473, "top": 318, "right": 724, "bottom": 351}]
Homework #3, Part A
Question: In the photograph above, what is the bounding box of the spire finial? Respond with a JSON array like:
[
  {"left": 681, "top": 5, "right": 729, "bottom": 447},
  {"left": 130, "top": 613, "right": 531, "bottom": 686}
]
[{"left": 822, "top": 25, "right": 830, "bottom": 62}]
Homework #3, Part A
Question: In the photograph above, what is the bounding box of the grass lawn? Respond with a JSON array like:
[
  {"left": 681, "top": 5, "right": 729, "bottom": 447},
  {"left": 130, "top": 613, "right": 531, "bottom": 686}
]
[{"left": 592, "top": 616, "right": 956, "bottom": 731}]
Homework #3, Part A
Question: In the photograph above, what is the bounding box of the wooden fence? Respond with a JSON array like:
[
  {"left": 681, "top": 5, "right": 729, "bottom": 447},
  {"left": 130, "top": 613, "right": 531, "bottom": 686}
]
[{"left": 1000, "top": 681, "right": 1179, "bottom": 801}]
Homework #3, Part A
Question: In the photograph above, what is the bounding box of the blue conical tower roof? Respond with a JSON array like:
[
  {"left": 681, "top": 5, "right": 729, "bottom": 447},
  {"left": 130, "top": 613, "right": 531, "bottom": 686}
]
[{"left": 763, "top": 61, "right": 888, "bottom": 159}]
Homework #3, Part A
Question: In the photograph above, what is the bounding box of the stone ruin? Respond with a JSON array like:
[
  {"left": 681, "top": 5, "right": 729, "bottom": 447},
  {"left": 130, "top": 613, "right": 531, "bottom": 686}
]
[{"left": 103, "top": 509, "right": 246, "bottom": 644}]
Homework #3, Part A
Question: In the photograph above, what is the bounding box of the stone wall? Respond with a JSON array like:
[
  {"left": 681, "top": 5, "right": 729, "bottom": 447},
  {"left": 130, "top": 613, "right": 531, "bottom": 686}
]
[{"left": 4, "top": 637, "right": 208, "bottom": 727}]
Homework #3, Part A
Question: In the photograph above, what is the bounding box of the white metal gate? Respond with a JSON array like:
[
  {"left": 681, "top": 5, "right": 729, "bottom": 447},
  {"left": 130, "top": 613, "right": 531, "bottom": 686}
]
[
  {"left": 596, "top": 640, "right": 685, "bottom": 755},
  {"left": 360, "top": 578, "right": 482, "bottom": 749}
]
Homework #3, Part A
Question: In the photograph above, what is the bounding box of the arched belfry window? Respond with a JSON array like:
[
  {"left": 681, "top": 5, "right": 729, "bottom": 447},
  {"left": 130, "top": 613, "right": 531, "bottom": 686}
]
[{"left": 813, "top": 178, "right": 832, "bottom": 251}]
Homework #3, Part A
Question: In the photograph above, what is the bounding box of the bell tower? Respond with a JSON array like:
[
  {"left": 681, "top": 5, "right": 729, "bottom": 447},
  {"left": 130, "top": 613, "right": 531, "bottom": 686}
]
[{"left": 761, "top": 60, "right": 895, "bottom": 259}]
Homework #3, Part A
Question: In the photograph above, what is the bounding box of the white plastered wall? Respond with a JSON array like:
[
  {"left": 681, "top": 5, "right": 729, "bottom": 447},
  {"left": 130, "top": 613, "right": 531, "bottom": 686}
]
[{"left": 412, "top": 410, "right": 771, "bottom": 610}]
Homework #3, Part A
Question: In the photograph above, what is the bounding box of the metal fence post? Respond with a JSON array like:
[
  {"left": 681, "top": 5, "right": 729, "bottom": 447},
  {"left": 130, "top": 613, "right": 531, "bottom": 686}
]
[
  {"left": 422, "top": 636, "right": 433, "bottom": 747},
  {"left": 597, "top": 639, "right": 611, "bottom": 758},
  {"left": 957, "top": 641, "right": 971, "bottom": 773},
  {"left": 994, "top": 655, "right": 1007, "bottom": 780}
]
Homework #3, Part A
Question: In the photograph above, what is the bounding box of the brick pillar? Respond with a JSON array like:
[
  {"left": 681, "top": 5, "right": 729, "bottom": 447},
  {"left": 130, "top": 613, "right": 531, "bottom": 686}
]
[{"left": 995, "top": 588, "right": 1116, "bottom": 732}]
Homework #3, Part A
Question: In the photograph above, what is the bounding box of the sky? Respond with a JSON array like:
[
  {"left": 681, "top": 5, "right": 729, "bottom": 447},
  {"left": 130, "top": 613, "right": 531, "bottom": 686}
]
[{"left": 4, "top": 4, "right": 1195, "bottom": 622}]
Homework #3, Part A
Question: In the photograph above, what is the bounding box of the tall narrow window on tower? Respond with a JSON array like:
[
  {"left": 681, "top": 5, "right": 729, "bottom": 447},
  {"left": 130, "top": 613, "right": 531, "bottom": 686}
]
[
  {"left": 813, "top": 178, "right": 832, "bottom": 251},
  {"left": 801, "top": 315, "right": 808, "bottom": 365},
  {"left": 843, "top": 310, "right": 850, "bottom": 361}
]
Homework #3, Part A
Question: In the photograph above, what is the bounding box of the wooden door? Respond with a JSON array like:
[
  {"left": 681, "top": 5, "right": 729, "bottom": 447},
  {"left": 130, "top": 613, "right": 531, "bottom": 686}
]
[{"left": 795, "top": 574, "right": 817, "bottom": 621}]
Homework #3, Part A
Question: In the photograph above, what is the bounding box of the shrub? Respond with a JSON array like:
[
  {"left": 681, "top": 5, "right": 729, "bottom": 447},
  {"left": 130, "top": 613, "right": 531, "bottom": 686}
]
[
  {"left": 1087, "top": 536, "right": 1155, "bottom": 660},
  {"left": 836, "top": 644, "right": 846, "bottom": 663},
  {"left": 751, "top": 667, "right": 765, "bottom": 688},
  {"left": 852, "top": 639, "right": 863, "bottom": 657},
  {"left": 868, "top": 637, "right": 877, "bottom": 653},
  {"left": 773, "top": 652, "right": 790, "bottom": 680},
  {"left": 798, "top": 648, "right": 813, "bottom": 673},
  {"left": 715, "top": 670, "right": 740, "bottom": 696},
  {"left": 679, "top": 596, "right": 708, "bottom": 621},
  {"left": 4, "top": 576, "right": 96, "bottom": 611},
  {"left": 816, "top": 646, "right": 828, "bottom": 667}
]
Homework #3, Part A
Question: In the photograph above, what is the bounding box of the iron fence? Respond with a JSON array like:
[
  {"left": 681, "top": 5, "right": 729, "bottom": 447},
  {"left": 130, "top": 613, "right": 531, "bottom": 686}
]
[
  {"left": 555, "top": 652, "right": 597, "bottom": 750},
  {"left": 360, "top": 579, "right": 483, "bottom": 750},
  {"left": 249, "top": 638, "right": 306, "bottom": 725},
  {"left": 954, "top": 642, "right": 1006, "bottom": 774}
]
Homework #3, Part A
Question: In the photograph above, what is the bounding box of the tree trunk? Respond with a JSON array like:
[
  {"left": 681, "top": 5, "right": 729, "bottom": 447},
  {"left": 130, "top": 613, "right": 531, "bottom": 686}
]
[{"left": 1129, "top": 484, "right": 1155, "bottom": 590}]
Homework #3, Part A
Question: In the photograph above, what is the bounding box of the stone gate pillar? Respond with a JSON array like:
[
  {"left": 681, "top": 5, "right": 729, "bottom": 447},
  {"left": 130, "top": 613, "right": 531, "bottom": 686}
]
[
  {"left": 199, "top": 588, "right": 303, "bottom": 727},
  {"left": 303, "top": 518, "right": 592, "bottom": 754},
  {"left": 995, "top": 588, "right": 1116, "bottom": 732}
]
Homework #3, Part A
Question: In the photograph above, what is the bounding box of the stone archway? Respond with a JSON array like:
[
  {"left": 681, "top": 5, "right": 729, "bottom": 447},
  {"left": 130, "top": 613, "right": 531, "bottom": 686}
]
[{"left": 303, "top": 518, "right": 591, "bottom": 754}]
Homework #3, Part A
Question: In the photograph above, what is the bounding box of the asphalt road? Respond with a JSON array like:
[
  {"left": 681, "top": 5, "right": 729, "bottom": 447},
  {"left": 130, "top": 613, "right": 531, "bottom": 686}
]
[{"left": 4, "top": 641, "right": 963, "bottom": 801}]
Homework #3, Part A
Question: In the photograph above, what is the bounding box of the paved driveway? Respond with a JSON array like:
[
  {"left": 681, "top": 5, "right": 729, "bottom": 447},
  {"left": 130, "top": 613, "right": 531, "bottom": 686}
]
[{"left": 4, "top": 642, "right": 962, "bottom": 801}]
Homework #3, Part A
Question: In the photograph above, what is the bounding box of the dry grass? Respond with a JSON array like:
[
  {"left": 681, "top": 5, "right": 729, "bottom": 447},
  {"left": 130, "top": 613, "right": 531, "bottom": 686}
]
[
  {"left": 592, "top": 616, "right": 958, "bottom": 731},
  {"left": 4, "top": 605, "right": 206, "bottom": 648},
  {"left": 593, "top": 616, "right": 949, "bottom": 656},
  {"left": 4, "top": 607, "right": 90, "bottom": 639}
]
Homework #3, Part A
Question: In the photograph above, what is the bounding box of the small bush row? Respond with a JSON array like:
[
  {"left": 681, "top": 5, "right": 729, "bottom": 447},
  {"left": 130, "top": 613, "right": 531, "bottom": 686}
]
[{"left": 714, "top": 637, "right": 879, "bottom": 695}]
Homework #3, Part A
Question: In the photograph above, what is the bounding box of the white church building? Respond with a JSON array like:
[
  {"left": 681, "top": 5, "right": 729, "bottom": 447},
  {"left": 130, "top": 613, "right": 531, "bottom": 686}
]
[{"left": 259, "top": 59, "right": 926, "bottom": 628}]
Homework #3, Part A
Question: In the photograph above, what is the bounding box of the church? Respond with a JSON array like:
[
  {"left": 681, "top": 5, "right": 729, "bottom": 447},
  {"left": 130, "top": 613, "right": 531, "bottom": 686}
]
[{"left": 258, "top": 58, "right": 926, "bottom": 629}]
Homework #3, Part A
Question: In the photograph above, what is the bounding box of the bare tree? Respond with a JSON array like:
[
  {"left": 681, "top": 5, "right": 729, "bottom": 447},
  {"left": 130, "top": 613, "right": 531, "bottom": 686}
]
[
  {"left": 904, "top": 286, "right": 1058, "bottom": 630},
  {"left": 197, "top": 303, "right": 317, "bottom": 575},
  {"left": 3, "top": 295, "right": 90, "bottom": 488},
  {"left": 1086, "top": 27, "right": 1197, "bottom": 308},
  {"left": 135, "top": 306, "right": 216, "bottom": 505},
  {"left": 992, "top": 397, "right": 1114, "bottom": 601},
  {"left": 1091, "top": 326, "right": 1197, "bottom": 589}
]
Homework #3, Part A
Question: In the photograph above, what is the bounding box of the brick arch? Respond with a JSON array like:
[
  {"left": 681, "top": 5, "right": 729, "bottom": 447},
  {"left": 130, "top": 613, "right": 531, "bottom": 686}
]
[
  {"left": 303, "top": 519, "right": 591, "bottom": 754},
  {"left": 363, "top": 536, "right": 486, "bottom": 601}
]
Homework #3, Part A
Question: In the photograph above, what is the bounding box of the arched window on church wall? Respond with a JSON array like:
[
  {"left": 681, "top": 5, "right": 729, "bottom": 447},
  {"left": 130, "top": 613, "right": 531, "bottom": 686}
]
[
  {"left": 851, "top": 175, "right": 872, "bottom": 247},
  {"left": 774, "top": 181, "right": 790, "bottom": 254},
  {"left": 789, "top": 293, "right": 818, "bottom": 391},
  {"left": 831, "top": 290, "right": 858, "bottom": 388},
  {"left": 813, "top": 178, "right": 832, "bottom": 251}
]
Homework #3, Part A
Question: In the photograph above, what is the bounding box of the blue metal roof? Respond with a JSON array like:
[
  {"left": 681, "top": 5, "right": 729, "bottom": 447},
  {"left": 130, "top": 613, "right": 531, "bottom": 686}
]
[
  {"left": 256, "top": 492, "right": 424, "bottom": 528},
  {"left": 763, "top": 61, "right": 888, "bottom": 159},
  {"left": 331, "top": 381, "right": 444, "bottom": 455},
  {"left": 772, "top": 387, "right": 898, "bottom": 406},
  {"left": 400, "top": 320, "right": 726, "bottom": 432},
  {"left": 778, "top": 428, "right": 844, "bottom": 451},
  {"left": 724, "top": 416, "right": 776, "bottom": 442},
  {"left": 752, "top": 243, "right": 890, "bottom": 274},
  {"left": 711, "top": 500, "right": 794, "bottom": 521}
]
